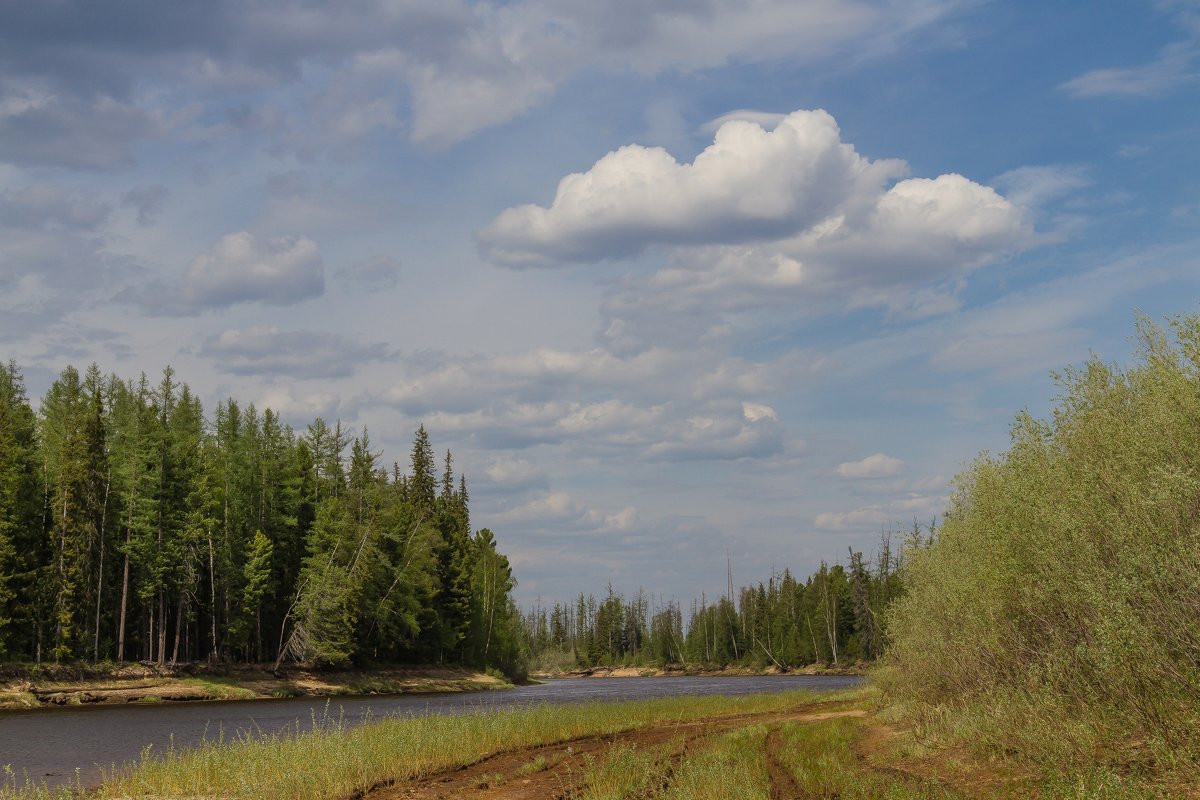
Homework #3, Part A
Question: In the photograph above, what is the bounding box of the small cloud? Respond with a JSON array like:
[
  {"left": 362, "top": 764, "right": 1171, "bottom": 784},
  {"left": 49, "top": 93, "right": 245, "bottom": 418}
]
[
  {"left": 184, "top": 231, "right": 324, "bottom": 309},
  {"left": 200, "top": 325, "right": 390, "bottom": 378},
  {"left": 701, "top": 109, "right": 787, "bottom": 133},
  {"left": 478, "top": 456, "right": 550, "bottom": 494},
  {"left": 836, "top": 453, "right": 904, "bottom": 479},
  {"left": 492, "top": 491, "right": 638, "bottom": 533},
  {"left": 993, "top": 165, "right": 1090, "bottom": 209},
  {"left": 742, "top": 402, "right": 778, "bottom": 423},
  {"left": 255, "top": 386, "right": 341, "bottom": 426},
  {"left": 1060, "top": 42, "right": 1199, "bottom": 98}
]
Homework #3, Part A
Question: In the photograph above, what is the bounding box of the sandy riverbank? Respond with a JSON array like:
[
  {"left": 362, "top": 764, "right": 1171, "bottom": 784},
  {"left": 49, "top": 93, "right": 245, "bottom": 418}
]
[{"left": 0, "top": 662, "right": 511, "bottom": 710}]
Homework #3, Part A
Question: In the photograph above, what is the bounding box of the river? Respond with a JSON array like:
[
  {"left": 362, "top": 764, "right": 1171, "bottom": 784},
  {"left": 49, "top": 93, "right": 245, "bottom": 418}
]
[{"left": 0, "top": 674, "right": 863, "bottom": 789}]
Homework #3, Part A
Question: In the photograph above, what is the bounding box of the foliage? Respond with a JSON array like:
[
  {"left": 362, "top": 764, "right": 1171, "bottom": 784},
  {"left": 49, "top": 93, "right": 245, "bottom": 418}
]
[
  {"left": 524, "top": 540, "right": 905, "bottom": 671},
  {"left": 0, "top": 360, "right": 524, "bottom": 677},
  {"left": 880, "top": 313, "right": 1200, "bottom": 777}
]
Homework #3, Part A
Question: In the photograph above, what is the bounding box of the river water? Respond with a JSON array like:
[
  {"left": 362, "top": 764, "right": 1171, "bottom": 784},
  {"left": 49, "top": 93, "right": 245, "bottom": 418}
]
[{"left": 0, "top": 674, "right": 863, "bottom": 789}]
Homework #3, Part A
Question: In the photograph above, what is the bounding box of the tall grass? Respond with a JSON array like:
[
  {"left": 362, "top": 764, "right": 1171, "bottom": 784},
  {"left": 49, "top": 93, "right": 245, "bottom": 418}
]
[
  {"left": 879, "top": 314, "right": 1200, "bottom": 779},
  {"left": 1, "top": 691, "right": 813, "bottom": 800}
]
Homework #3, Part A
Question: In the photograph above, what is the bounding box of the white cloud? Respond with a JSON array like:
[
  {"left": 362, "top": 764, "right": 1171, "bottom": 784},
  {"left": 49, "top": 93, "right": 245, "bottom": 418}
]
[
  {"left": 993, "top": 165, "right": 1091, "bottom": 210},
  {"left": 481, "top": 456, "right": 549, "bottom": 492},
  {"left": 184, "top": 231, "right": 324, "bottom": 308},
  {"left": 478, "top": 109, "right": 906, "bottom": 266},
  {"left": 836, "top": 453, "right": 904, "bottom": 479},
  {"left": 255, "top": 386, "right": 341, "bottom": 426},
  {"left": 492, "top": 491, "right": 638, "bottom": 533},
  {"left": 814, "top": 493, "right": 943, "bottom": 530},
  {"left": 701, "top": 109, "right": 788, "bottom": 133},
  {"left": 200, "top": 325, "right": 390, "bottom": 378},
  {"left": 1060, "top": 42, "right": 1199, "bottom": 98},
  {"left": 478, "top": 109, "right": 1034, "bottom": 334},
  {"left": 376, "top": 343, "right": 790, "bottom": 460}
]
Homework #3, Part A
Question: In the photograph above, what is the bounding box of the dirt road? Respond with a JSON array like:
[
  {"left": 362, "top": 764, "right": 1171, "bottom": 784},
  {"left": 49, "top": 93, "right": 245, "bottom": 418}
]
[{"left": 364, "top": 702, "right": 868, "bottom": 800}]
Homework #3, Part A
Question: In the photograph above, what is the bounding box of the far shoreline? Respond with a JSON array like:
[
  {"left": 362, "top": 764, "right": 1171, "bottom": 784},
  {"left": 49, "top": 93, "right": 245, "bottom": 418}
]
[
  {"left": 533, "top": 663, "right": 867, "bottom": 680},
  {"left": 0, "top": 662, "right": 514, "bottom": 712}
]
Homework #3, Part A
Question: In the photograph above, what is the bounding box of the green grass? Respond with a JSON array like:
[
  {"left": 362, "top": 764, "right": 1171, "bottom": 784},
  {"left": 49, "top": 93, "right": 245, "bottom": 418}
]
[
  {"left": 0, "top": 690, "right": 818, "bottom": 800},
  {"left": 777, "top": 716, "right": 957, "bottom": 799},
  {"left": 179, "top": 677, "right": 259, "bottom": 701}
]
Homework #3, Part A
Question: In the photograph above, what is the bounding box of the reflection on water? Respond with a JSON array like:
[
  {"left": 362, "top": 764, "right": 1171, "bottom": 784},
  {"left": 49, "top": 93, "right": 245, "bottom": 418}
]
[{"left": 0, "top": 674, "right": 863, "bottom": 788}]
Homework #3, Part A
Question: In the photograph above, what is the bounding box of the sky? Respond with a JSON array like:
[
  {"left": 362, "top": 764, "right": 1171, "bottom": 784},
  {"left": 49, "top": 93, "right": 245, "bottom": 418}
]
[{"left": 2, "top": 0, "right": 1198, "bottom": 607}]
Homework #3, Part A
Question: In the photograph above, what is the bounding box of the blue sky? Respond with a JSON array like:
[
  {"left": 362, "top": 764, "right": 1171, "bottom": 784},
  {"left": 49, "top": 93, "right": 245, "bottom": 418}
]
[{"left": 2, "top": 0, "right": 1198, "bottom": 606}]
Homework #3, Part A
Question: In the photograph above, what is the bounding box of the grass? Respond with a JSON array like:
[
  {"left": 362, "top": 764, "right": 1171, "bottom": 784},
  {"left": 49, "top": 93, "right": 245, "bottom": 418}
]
[
  {"left": 776, "top": 715, "right": 957, "bottom": 799},
  {"left": 5, "top": 686, "right": 1185, "bottom": 799},
  {"left": 0, "top": 690, "right": 818, "bottom": 800},
  {"left": 179, "top": 677, "right": 259, "bottom": 701}
]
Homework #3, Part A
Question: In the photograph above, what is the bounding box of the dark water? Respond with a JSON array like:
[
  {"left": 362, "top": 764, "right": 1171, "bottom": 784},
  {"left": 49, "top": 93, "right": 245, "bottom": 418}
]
[{"left": 0, "top": 674, "right": 863, "bottom": 788}]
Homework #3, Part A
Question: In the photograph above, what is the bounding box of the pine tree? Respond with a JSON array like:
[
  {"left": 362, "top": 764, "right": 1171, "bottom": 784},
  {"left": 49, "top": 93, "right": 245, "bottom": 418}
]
[{"left": 0, "top": 362, "right": 40, "bottom": 658}]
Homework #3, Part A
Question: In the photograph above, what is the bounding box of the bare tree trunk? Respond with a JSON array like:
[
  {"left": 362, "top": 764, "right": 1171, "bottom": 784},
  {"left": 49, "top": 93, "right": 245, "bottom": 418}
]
[
  {"left": 208, "top": 533, "right": 218, "bottom": 662},
  {"left": 170, "top": 593, "right": 183, "bottom": 665},
  {"left": 157, "top": 590, "right": 167, "bottom": 666}
]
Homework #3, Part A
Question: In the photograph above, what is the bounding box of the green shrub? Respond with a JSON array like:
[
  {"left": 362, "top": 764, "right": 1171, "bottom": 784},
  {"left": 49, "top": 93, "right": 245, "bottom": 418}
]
[{"left": 880, "top": 314, "right": 1200, "bottom": 778}]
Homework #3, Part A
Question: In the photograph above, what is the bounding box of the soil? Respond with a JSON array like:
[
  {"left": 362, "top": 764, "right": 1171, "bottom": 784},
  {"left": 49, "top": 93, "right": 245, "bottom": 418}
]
[
  {"left": 363, "top": 701, "right": 866, "bottom": 800},
  {"left": 0, "top": 663, "right": 509, "bottom": 710}
]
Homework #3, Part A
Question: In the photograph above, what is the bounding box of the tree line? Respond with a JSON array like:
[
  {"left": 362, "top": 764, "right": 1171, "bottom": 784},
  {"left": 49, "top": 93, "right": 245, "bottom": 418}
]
[
  {"left": 523, "top": 531, "right": 913, "bottom": 671},
  {"left": 0, "top": 361, "right": 524, "bottom": 675}
]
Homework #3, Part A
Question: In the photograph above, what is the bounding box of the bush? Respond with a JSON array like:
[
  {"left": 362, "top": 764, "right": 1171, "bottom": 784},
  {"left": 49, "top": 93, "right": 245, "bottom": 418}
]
[{"left": 880, "top": 314, "right": 1200, "bottom": 776}]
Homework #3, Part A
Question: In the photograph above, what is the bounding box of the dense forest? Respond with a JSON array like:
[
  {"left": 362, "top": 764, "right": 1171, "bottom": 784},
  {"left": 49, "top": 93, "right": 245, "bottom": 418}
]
[
  {"left": 523, "top": 534, "right": 911, "bottom": 671},
  {"left": 0, "top": 361, "right": 524, "bottom": 676}
]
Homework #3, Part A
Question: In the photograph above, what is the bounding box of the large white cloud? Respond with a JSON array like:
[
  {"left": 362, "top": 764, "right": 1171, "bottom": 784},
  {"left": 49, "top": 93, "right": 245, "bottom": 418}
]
[
  {"left": 478, "top": 109, "right": 1032, "bottom": 279},
  {"left": 478, "top": 109, "right": 905, "bottom": 266},
  {"left": 183, "top": 231, "right": 324, "bottom": 308}
]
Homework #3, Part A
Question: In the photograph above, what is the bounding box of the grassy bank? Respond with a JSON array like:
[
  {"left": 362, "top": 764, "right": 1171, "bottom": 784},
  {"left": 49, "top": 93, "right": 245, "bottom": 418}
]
[
  {"left": 1, "top": 690, "right": 829, "bottom": 799},
  {"left": 5, "top": 685, "right": 1185, "bottom": 799},
  {"left": 0, "top": 662, "right": 510, "bottom": 710}
]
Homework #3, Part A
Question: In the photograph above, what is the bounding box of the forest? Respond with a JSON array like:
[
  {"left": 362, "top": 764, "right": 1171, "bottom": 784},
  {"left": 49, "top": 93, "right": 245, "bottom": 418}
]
[
  {"left": 522, "top": 535, "right": 910, "bottom": 672},
  {"left": 0, "top": 361, "right": 524, "bottom": 676}
]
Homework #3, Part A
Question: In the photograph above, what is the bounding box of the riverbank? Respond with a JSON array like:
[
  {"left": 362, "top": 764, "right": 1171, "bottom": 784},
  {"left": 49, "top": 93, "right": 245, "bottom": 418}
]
[
  {"left": 0, "top": 662, "right": 511, "bottom": 710},
  {"left": 5, "top": 686, "right": 1182, "bottom": 799},
  {"left": 534, "top": 662, "right": 867, "bottom": 679}
]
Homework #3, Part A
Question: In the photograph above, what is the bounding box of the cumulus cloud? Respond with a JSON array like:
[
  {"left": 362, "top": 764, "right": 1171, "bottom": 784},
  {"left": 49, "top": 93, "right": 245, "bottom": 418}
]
[
  {"left": 478, "top": 111, "right": 1035, "bottom": 330},
  {"left": 199, "top": 325, "right": 390, "bottom": 378},
  {"left": 478, "top": 109, "right": 906, "bottom": 266},
  {"left": 183, "top": 231, "right": 324, "bottom": 309},
  {"left": 836, "top": 453, "right": 904, "bottom": 479}
]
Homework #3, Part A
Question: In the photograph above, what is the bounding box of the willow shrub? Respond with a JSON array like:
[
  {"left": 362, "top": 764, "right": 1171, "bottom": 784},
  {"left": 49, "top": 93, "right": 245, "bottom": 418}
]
[{"left": 880, "top": 315, "right": 1200, "bottom": 774}]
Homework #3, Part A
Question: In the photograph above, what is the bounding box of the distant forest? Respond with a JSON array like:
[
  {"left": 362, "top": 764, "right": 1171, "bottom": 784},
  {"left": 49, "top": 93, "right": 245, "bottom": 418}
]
[
  {"left": 523, "top": 531, "right": 915, "bottom": 672},
  {"left": 0, "top": 362, "right": 524, "bottom": 675}
]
